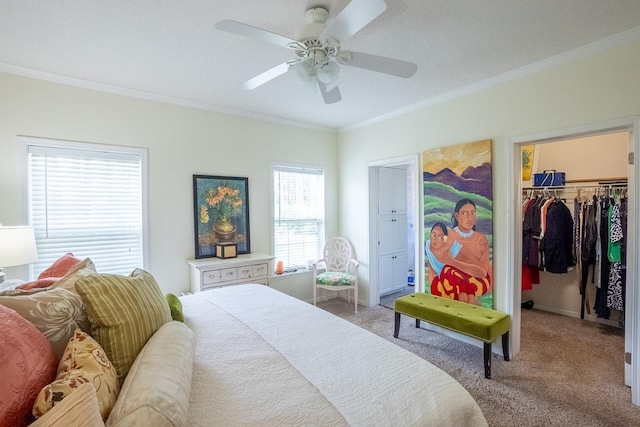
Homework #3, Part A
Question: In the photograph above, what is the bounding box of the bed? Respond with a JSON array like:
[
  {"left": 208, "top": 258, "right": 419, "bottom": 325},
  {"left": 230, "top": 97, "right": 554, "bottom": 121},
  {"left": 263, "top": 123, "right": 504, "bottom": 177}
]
[{"left": 180, "top": 284, "right": 488, "bottom": 426}]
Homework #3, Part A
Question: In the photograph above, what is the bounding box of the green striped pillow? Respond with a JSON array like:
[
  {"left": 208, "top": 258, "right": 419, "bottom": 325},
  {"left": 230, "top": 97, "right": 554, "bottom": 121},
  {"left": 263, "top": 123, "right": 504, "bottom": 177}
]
[{"left": 75, "top": 269, "right": 172, "bottom": 385}]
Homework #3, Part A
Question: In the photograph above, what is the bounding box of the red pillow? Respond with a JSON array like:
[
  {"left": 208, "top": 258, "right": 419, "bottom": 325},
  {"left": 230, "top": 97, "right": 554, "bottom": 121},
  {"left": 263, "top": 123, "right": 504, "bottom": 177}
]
[
  {"left": 37, "top": 253, "right": 82, "bottom": 280},
  {"left": 0, "top": 305, "right": 57, "bottom": 427},
  {"left": 15, "top": 278, "right": 59, "bottom": 290}
]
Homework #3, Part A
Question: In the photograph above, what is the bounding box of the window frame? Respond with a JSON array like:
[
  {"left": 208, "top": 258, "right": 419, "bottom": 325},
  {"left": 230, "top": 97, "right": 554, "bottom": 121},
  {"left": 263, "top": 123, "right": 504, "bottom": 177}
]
[
  {"left": 19, "top": 136, "right": 149, "bottom": 279},
  {"left": 271, "top": 162, "right": 326, "bottom": 271}
]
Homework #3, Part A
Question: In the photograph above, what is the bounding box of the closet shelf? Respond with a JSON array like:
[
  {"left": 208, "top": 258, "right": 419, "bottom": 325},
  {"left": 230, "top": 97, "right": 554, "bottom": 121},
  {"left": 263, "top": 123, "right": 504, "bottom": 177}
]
[{"left": 522, "top": 179, "right": 627, "bottom": 191}]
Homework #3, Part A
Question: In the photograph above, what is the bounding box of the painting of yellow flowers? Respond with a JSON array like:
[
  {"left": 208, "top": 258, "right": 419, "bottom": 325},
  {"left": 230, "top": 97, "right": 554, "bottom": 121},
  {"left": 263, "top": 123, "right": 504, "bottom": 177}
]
[{"left": 193, "top": 175, "right": 250, "bottom": 258}]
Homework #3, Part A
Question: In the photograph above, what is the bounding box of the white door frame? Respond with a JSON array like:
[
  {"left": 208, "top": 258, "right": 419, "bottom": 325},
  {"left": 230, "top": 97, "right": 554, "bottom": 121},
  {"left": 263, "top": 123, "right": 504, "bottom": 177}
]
[
  {"left": 507, "top": 116, "right": 640, "bottom": 405},
  {"left": 367, "top": 154, "right": 421, "bottom": 308}
]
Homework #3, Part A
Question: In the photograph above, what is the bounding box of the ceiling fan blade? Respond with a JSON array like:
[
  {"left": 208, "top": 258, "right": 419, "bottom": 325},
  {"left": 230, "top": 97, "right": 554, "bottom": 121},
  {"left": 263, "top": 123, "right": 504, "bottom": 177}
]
[
  {"left": 241, "top": 62, "right": 290, "bottom": 90},
  {"left": 318, "top": 82, "right": 342, "bottom": 104},
  {"left": 322, "top": 0, "right": 387, "bottom": 42},
  {"left": 216, "top": 20, "right": 298, "bottom": 48},
  {"left": 343, "top": 51, "right": 417, "bottom": 78}
]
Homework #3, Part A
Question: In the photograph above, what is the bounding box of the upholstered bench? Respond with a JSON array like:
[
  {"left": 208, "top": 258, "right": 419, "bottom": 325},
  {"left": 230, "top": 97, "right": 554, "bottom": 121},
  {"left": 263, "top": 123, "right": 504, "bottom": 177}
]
[{"left": 393, "top": 293, "right": 510, "bottom": 379}]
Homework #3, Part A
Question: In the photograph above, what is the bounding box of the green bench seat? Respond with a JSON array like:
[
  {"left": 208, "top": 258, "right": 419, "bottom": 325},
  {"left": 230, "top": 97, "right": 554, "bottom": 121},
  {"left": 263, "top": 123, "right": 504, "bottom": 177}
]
[{"left": 394, "top": 293, "right": 510, "bottom": 379}]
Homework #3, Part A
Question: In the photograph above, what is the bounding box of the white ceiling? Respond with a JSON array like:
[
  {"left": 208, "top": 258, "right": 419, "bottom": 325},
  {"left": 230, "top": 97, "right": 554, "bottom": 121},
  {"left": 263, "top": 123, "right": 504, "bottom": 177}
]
[{"left": 2, "top": 1, "right": 640, "bottom": 131}]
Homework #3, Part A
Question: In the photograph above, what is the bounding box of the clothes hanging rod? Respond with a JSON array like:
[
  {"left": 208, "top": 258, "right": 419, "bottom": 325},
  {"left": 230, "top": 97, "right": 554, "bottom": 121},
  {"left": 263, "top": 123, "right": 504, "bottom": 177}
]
[
  {"left": 566, "top": 177, "right": 627, "bottom": 184},
  {"left": 522, "top": 178, "right": 627, "bottom": 191},
  {"left": 522, "top": 183, "right": 628, "bottom": 191}
]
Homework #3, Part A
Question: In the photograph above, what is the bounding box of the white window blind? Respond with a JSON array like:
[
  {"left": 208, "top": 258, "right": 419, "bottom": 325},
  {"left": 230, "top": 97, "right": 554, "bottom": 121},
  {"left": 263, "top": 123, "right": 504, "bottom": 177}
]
[
  {"left": 273, "top": 165, "right": 324, "bottom": 269},
  {"left": 26, "top": 141, "right": 146, "bottom": 277}
]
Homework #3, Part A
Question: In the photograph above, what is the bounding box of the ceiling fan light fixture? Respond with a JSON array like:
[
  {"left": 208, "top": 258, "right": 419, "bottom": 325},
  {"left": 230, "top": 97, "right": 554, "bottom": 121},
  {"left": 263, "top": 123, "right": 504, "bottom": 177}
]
[
  {"left": 288, "top": 61, "right": 316, "bottom": 90},
  {"left": 317, "top": 59, "right": 340, "bottom": 84}
]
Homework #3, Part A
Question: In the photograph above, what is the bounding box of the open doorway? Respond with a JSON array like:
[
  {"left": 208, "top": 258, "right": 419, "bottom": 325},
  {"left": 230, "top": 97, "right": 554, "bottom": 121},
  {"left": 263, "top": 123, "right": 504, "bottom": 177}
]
[
  {"left": 509, "top": 117, "right": 640, "bottom": 405},
  {"left": 367, "top": 154, "right": 421, "bottom": 309}
]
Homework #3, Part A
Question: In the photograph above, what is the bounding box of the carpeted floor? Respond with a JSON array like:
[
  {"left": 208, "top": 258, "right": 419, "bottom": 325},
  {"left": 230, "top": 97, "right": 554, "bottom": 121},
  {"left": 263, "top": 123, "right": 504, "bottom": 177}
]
[{"left": 317, "top": 298, "right": 640, "bottom": 427}]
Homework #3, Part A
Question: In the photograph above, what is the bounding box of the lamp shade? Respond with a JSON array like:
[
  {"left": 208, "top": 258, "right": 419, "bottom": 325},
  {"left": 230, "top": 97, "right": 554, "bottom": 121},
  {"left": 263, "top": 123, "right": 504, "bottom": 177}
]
[
  {"left": 288, "top": 61, "right": 315, "bottom": 91},
  {"left": 0, "top": 226, "right": 38, "bottom": 268},
  {"left": 317, "top": 59, "right": 340, "bottom": 84}
]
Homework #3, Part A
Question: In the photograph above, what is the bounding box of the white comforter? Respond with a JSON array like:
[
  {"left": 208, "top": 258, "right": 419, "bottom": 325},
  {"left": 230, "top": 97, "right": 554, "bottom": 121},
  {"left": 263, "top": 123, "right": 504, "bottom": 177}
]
[{"left": 181, "top": 284, "right": 487, "bottom": 426}]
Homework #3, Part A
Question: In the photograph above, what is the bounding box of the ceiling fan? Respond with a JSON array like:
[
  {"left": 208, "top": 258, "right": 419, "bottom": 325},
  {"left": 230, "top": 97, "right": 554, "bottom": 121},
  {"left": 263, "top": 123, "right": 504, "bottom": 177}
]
[{"left": 215, "top": 0, "right": 418, "bottom": 104}]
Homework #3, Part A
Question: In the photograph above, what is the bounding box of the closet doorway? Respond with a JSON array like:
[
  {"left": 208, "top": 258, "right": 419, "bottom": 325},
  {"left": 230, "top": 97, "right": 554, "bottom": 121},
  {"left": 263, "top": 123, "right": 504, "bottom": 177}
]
[{"left": 509, "top": 117, "right": 640, "bottom": 406}]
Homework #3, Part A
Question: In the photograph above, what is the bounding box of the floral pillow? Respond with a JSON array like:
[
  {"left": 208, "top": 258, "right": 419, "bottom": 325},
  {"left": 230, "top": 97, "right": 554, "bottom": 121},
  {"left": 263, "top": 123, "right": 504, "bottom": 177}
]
[
  {"left": 316, "top": 271, "right": 355, "bottom": 286},
  {"left": 33, "top": 329, "right": 120, "bottom": 421},
  {"left": 0, "top": 287, "right": 90, "bottom": 360}
]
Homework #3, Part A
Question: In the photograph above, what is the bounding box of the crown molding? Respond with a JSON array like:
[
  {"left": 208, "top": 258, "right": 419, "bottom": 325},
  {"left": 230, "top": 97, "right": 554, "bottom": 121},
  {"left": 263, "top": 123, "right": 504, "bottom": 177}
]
[
  {"left": 340, "top": 26, "right": 640, "bottom": 133},
  {"left": 0, "top": 63, "right": 335, "bottom": 134}
]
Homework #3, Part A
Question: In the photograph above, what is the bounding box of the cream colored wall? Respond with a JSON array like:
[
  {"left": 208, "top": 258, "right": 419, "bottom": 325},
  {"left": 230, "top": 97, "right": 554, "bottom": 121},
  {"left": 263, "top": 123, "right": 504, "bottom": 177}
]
[
  {"left": 534, "top": 133, "right": 628, "bottom": 183},
  {"left": 337, "top": 39, "right": 640, "bottom": 312},
  {"left": 0, "top": 72, "right": 338, "bottom": 295}
]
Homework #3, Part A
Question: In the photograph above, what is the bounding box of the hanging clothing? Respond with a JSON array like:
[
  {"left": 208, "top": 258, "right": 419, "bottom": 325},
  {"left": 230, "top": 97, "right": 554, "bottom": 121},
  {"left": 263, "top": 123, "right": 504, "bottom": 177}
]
[
  {"left": 540, "top": 200, "right": 575, "bottom": 274},
  {"left": 522, "top": 195, "right": 542, "bottom": 268},
  {"left": 522, "top": 194, "right": 542, "bottom": 291},
  {"left": 572, "top": 197, "right": 581, "bottom": 268},
  {"left": 522, "top": 263, "right": 539, "bottom": 291},
  {"left": 594, "top": 197, "right": 611, "bottom": 319},
  {"left": 607, "top": 199, "right": 624, "bottom": 311},
  {"left": 523, "top": 186, "right": 627, "bottom": 323}
]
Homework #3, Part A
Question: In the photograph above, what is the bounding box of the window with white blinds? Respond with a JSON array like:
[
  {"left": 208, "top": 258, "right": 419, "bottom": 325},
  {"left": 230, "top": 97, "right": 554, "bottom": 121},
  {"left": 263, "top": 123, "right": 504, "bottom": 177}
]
[
  {"left": 25, "top": 139, "right": 147, "bottom": 277},
  {"left": 273, "top": 165, "right": 324, "bottom": 269}
]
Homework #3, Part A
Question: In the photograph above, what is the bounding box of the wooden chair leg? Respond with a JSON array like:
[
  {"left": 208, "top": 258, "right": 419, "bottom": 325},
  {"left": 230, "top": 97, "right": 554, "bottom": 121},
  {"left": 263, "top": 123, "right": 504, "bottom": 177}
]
[{"left": 484, "top": 342, "right": 491, "bottom": 379}]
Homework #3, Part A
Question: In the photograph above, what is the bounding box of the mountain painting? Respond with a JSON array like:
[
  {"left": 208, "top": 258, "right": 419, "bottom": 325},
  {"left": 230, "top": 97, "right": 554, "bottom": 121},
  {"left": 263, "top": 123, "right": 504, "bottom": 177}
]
[{"left": 423, "top": 139, "right": 494, "bottom": 308}]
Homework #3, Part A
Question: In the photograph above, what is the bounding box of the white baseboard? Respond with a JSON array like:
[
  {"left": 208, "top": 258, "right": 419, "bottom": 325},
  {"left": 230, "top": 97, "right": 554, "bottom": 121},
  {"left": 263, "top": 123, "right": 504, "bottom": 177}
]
[{"left": 533, "top": 304, "right": 621, "bottom": 328}]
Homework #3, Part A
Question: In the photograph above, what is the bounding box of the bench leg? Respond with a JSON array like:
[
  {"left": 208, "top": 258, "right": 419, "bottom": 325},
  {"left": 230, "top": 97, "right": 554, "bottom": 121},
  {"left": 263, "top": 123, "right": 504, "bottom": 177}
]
[
  {"left": 484, "top": 332, "right": 509, "bottom": 379},
  {"left": 394, "top": 312, "right": 401, "bottom": 338},
  {"left": 484, "top": 342, "right": 491, "bottom": 379},
  {"left": 502, "top": 331, "right": 510, "bottom": 361},
  {"left": 416, "top": 318, "right": 421, "bottom": 328}
]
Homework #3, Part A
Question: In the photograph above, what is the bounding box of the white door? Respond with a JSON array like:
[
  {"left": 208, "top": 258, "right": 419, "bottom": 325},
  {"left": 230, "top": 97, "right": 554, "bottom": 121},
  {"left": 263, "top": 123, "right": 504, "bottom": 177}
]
[
  {"left": 378, "top": 216, "right": 408, "bottom": 255},
  {"left": 379, "top": 254, "right": 394, "bottom": 295},
  {"left": 392, "top": 252, "right": 409, "bottom": 292},
  {"left": 378, "top": 168, "right": 407, "bottom": 215}
]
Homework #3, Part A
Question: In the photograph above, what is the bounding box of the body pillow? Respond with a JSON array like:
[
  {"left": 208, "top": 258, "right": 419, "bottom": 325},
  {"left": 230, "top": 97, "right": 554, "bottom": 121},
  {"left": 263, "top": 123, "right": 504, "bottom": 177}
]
[{"left": 106, "top": 321, "right": 195, "bottom": 427}]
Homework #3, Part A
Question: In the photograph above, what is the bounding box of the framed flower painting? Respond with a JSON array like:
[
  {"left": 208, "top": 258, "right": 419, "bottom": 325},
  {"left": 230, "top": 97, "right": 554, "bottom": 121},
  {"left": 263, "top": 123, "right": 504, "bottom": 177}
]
[{"left": 193, "top": 175, "right": 250, "bottom": 258}]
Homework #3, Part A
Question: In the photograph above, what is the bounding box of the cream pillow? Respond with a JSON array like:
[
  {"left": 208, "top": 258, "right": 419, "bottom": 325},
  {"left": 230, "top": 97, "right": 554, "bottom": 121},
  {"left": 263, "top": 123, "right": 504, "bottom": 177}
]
[
  {"left": 75, "top": 269, "right": 172, "bottom": 384},
  {"left": 33, "top": 329, "right": 120, "bottom": 421},
  {"left": 31, "top": 382, "right": 105, "bottom": 427},
  {"left": 106, "top": 321, "right": 195, "bottom": 427}
]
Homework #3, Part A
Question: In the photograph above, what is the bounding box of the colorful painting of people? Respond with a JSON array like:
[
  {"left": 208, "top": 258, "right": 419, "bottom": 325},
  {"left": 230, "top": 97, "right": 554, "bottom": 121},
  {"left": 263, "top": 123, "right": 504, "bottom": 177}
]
[{"left": 425, "top": 199, "right": 492, "bottom": 306}]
